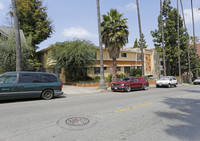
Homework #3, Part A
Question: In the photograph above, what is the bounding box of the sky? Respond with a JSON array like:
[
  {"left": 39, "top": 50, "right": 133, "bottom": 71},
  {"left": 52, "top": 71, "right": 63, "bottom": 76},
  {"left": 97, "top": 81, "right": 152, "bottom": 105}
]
[{"left": 0, "top": 0, "right": 200, "bottom": 51}]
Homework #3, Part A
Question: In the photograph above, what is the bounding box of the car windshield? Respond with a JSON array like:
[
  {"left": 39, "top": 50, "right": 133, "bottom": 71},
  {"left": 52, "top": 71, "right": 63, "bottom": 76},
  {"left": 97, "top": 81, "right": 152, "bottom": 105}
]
[
  {"left": 120, "top": 77, "right": 130, "bottom": 82},
  {"left": 160, "top": 77, "right": 170, "bottom": 80}
]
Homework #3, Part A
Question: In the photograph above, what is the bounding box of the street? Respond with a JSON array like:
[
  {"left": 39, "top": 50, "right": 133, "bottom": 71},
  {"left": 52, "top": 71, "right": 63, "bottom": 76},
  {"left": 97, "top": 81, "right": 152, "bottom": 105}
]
[{"left": 0, "top": 85, "right": 200, "bottom": 141}]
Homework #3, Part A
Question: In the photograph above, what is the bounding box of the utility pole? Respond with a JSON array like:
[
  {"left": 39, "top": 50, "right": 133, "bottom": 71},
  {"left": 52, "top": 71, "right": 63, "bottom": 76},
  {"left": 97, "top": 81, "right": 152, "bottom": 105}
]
[
  {"left": 11, "top": 0, "right": 22, "bottom": 71},
  {"left": 177, "top": 0, "right": 182, "bottom": 84},
  {"left": 180, "top": 0, "right": 192, "bottom": 83},
  {"left": 96, "top": 0, "right": 106, "bottom": 89},
  {"left": 136, "top": 0, "right": 145, "bottom": 77},
  {"left": 191, "top": 0, "right": 198, "bottom": 78},
  {"left": 160, "top": 0, "right": 166, "bottom": 76}
]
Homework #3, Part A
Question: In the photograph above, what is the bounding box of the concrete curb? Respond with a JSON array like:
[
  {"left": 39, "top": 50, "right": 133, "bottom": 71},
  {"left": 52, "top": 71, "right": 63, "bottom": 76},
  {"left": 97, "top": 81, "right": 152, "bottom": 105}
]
[{"left": 62, "top": 83, "right": 190, "bottom": 95}]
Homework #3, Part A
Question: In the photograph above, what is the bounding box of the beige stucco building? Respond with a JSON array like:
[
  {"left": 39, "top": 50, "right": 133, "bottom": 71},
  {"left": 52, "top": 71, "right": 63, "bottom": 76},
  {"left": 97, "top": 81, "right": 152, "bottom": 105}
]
[
  {"left": 87, "top": 47, "right": 160, "bottom": 78},
  {"left": 38, "top": 47, "right": 160, "bottom": 83}
]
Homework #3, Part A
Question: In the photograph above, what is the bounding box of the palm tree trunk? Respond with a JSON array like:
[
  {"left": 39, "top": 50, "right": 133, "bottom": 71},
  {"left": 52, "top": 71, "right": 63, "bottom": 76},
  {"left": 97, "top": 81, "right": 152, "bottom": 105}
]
[
  {"left": 12, "top": 0, "right": 22, "bottom": 71},
  {"left": 177, "top": 0, "right": 182, "bottom": 84},
  {"left": 160, "top": 0, "right": 166, "bottom": 76},
  {"left": 96, "top": 0, "right": 106, "bottom": 88},
  {"left": 136, "top": 0, "right": 145, "bottom": 77},
  {"left": 112, "top": 58, "right": 117, "bottom": 82},
  {"left": 191, "top": 0, "right": 198, "bottom": 78},
  {"left": 180, "top": 0, "right": 192, "bottom": 83}
]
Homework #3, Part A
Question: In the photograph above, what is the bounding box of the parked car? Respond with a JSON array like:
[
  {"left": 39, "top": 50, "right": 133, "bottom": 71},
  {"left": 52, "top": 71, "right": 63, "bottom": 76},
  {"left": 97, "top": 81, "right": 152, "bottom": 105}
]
[
  {"left": 0, "top": 72, "right": 63, "bottom": 100},
  {"left": 111, "top": 76, "right": 149, "bottom": 92},
  {"left": 156, "top": 76, "right": 177, "bottom": 88},
  {"left": 193, "top": 79, "right": 200, "bottom": 85}
]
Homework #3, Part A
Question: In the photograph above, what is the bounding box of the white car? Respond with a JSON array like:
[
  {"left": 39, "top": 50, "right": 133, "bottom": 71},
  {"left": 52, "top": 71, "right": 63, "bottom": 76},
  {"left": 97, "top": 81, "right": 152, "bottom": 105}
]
[
  {"left": 156, "top": 76, "right": 177, "bottom": 88},
  {"left": 193, "top": 79, "right": 200, "bottom": 85}
]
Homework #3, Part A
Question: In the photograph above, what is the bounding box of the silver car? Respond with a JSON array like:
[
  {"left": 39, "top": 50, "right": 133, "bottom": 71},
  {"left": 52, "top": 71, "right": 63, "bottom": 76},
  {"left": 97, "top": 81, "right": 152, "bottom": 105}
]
[
  {"left": 156, "top": 76, "right": 178, "bottom": 88},
  {"left": 193, "top": 79, "right": 200, "bottom": 85}
]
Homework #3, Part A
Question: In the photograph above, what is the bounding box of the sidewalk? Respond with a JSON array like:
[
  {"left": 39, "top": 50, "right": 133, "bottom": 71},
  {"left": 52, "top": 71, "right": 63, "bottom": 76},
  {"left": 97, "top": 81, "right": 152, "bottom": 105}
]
[
  {"left": 62, "top": 83, "right": 191, "bottom": 95},
  {"left": 62, "top": 84, "right": 157, "bottom": 95},
  {"left": 62, "top": 85, "right": 107, "bottom": 95}
]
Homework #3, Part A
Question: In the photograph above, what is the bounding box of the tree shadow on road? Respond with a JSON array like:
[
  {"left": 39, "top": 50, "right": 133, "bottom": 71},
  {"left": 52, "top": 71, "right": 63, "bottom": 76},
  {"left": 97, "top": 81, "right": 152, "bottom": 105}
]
[
  {"left": 155, "top": 97, "right": 200, "bottom": 140},
  {"left": 181, "top": 88, "right": 200, "bottom": 93}
]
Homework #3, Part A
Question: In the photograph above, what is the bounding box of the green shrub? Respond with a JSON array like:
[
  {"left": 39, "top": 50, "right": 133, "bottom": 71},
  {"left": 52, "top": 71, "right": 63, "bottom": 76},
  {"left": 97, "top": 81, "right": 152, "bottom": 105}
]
[
  {"left": 130, "top": 69, "right": 142, "bottom": 76},
  {"left": 105, "top": 74, "right": 112, "bottom": 82},
  {"left": 117, "top": 73, "right": 127, "bottom": 79},
  {"left": 94, "top": 76, "right": 100, "bottom": 81}
]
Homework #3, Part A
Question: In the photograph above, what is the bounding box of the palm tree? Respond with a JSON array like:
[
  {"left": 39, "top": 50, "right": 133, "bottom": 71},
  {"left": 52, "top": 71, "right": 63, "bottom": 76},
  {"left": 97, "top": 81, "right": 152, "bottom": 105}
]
[
  {"left": 101, "top": 9, "right": 129, "bottom": 82},
  {"left": 177, "top": 0, "right": 182, "bottom": 84},
  {"left": 11, "top": 0, "right": 22, "bottom": 71},
  {"left": 160, "top": 0, "right": 166, "bottom": 76},
  {"left": 96, "top": 0, "right": 106, "bottom": 88},
  {"left": 191, "top": 0, "right": 198, "bottom": 78},
  {"left": 180, "top": 0, "right": 192, "bottom": 83},
  {"left": 136, "top": 0, "right": 144, "bottom": 76}
]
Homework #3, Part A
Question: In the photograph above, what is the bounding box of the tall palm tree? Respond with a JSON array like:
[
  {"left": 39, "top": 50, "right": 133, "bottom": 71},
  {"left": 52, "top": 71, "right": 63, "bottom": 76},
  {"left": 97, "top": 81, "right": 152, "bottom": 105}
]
[
  {"left": 160, "top": 0, "right": 166, "bottom": 76},
  {"left": 177, "top": 0, "right": 182, "bottom": 84},
  {"left": 96, "top": 0, "right": 106, "bottom": 88},
  {"left": 101, "top": 9, "right": 129, "bottom": 82},
  {"left": 11, "top": 0, "right": 22, "bottom": 71},
  {"left": 191, "top": 0, "right": 198, "bottom": 78},
  {"left": 180, "top": 0, "right": 192, "bottom": 83},
  {"left": 136, "top": 0, "right": 144, "bottom": 76}
]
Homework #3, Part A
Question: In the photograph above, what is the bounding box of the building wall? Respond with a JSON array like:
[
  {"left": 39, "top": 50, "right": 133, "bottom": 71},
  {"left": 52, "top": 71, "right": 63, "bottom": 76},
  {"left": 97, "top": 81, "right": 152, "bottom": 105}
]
[
  {"left": 96, "top": 49, "right": 137, "bottom": 61},
  {"left": 38, "top": 47, "right": 161, "bottom": 82}
]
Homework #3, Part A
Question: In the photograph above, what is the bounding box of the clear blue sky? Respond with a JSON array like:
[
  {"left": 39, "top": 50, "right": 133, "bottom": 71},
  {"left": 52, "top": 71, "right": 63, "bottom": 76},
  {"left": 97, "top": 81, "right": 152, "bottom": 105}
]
[{"left": 0, "top": 0, "right": 200, "bottom": 51}]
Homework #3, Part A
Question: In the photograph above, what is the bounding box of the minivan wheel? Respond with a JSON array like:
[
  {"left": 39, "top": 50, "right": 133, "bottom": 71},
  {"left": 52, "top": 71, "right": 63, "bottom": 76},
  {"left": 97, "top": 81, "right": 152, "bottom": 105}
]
[
  {"left": 168, "top": 84, "right": 171, "bottom": 88},
  {"left": 125, "top": 85, "right": 131, "bottom": 92},
  {"left": 41, "top": 89, "right": 54, "bottom": 100}
]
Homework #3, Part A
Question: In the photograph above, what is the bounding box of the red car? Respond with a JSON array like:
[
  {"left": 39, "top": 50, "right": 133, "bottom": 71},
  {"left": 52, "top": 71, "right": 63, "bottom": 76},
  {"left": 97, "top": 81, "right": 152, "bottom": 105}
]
[{"left": 111, "top": 76, "right": 149, "bottom": 92}]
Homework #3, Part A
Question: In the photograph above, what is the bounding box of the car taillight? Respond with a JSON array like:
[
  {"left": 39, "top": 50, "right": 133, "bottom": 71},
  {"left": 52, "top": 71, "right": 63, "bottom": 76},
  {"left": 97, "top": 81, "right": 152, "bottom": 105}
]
[{"left": 60, "top": 84, "right": 63, "bottom": 90}]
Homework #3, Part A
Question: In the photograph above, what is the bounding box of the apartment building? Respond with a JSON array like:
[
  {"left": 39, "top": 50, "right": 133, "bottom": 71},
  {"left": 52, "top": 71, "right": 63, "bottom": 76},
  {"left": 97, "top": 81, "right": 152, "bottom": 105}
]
[{"left": 38, "top": 47, "right": 160, "bottom": 83}]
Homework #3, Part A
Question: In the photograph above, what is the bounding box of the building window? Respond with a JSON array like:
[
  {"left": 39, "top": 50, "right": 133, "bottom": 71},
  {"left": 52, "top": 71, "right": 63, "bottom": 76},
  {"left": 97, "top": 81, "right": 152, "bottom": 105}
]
[
  {"left": 137, "top": 66, "right": 142, "bottom": 69},
  {"left": 137, "top": 54, "right": 142, "bottom": 61},
  {"left": 117, "top": 67, "right": 121, "bottom": 71},
  {"left": 94, "top": 51, "right": 97, "bottom": 59},
  {"left": 104, "top": 67, "right": 107, "bottom": 70},
  {"left": 121, "top": 53, "right": 127, "bottom": 57},
  {"left": 94, "top": 67, "right": 100, "bottom": 75}
]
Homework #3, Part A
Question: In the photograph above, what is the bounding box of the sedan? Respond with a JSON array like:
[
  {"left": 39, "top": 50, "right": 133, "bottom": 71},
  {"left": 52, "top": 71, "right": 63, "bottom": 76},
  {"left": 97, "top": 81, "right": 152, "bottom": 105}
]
[{"left": 193, "top": 79, "right": 200, "bottom": 85}]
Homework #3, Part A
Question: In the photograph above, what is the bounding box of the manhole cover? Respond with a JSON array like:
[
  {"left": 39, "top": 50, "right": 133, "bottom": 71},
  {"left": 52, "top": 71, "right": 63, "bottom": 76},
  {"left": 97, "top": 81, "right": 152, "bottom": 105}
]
[
  {"left": 65, "top": 117, "right": 90, "bottom": 126},
  {"left": 57, "top": 115, "right": 97, "bottom": 130}
]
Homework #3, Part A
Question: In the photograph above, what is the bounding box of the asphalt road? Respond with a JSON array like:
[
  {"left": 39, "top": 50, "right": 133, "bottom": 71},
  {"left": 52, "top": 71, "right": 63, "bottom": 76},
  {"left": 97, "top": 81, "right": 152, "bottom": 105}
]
[{"left": 0, "top": 85, "right": 200, "bottom": 141}]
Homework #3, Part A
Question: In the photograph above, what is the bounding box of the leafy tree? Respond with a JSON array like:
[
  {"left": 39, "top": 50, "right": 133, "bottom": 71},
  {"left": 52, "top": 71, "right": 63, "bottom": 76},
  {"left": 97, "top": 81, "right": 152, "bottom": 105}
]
[
  {"left": 190, "top": 36, "right": 200, "bottom": 44},
  {"left": 0, "top": 33, "right": 41, "bottom": 73},
  {"left": 51, "top": 39, "right": 96, "bottom": 81},
  {"left": 10, "top": 0, "right": 54, "bottom": 47},
  {"left": 138, "top": 33, "right": 147, "bottom": 48},
  {"left": 133, "top": 38, "right": 139, "bottom": 48},
  {"left": 133, "top": 34, "right": 147, "bottom": 48},
  {"left": 101, "top": 9, "right": 129, "bottom": 82},
  {"left": 151, "top": 0, "right": 195, "bottom": 76}
]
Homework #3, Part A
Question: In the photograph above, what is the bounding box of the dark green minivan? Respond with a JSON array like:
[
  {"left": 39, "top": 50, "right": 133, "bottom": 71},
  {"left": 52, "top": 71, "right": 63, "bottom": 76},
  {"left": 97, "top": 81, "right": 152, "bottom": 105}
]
[{"left": 0, "top": 72, "right": 63, "bottom": 100}]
